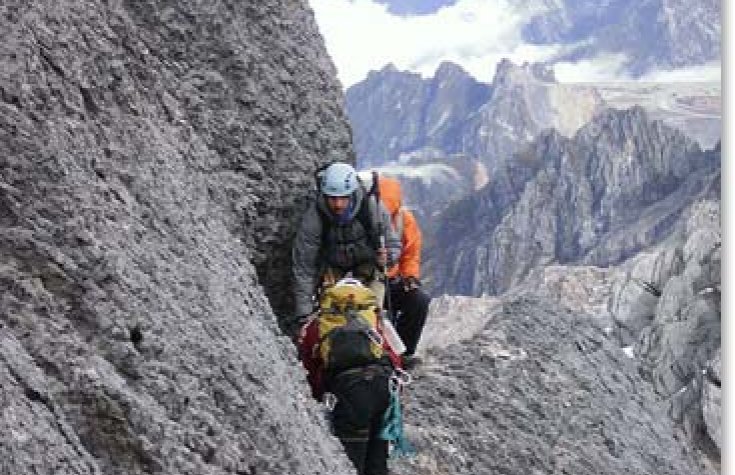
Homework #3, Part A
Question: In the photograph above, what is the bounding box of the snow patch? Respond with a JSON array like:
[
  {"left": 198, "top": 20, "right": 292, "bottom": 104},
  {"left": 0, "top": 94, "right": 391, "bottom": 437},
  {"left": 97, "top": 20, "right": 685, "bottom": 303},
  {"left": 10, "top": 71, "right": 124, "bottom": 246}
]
[
  {"left": 428, "top": 109, "right": 452, "bottom": 135},
  {"left": 361, "top": 163, "right": 462, "bottom": 187}
]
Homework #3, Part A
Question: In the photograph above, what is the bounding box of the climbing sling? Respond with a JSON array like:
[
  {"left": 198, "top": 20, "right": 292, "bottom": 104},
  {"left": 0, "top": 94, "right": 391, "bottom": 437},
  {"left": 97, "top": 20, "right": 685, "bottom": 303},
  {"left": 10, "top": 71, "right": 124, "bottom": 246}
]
[{"left": 379, "top": 368, "right": 415, "bottom": 458}]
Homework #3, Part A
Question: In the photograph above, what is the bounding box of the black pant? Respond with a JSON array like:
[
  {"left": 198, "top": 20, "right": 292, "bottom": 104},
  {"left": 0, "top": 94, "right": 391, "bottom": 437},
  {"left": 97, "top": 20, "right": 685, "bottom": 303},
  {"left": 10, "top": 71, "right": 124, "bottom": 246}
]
[
  {"left": 329, "top": 365, "right": 392, "bottom": 475},
  {"left": 387, "top": 280, "right": 430, "bottom": 356}
]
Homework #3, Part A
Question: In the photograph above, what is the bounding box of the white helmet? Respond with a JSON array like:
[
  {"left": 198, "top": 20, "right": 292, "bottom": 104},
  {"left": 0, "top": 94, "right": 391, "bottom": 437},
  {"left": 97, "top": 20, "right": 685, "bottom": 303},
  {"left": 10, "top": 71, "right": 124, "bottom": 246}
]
[{"left": 320, "top": 162, "right": 358, "bottom": 197}]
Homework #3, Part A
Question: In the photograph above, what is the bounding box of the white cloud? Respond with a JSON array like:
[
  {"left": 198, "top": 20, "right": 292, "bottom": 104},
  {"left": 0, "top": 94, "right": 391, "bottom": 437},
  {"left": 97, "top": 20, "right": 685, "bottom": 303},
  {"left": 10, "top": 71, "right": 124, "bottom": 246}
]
[
  {"left": 553, "top": 53, "right": 631, "bottom": 83},
  {"left": 309, "top": 0, "right": 722, "bottom": 88},
  {"left": 553, "top": 54, "right": 722, "bottom": 84},
  {"left": 308, "top": 0, "right": 553, "bottom": 87},
  {"left": 638, "top": 61, "right": 722, "bottom": 83}
]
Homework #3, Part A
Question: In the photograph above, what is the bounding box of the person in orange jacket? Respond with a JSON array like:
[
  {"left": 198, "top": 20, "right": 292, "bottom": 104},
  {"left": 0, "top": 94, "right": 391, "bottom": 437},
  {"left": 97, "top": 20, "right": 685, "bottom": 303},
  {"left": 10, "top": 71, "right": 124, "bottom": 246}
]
[{"left": 378, "top": 176, "right": 431, "bottom": 368}]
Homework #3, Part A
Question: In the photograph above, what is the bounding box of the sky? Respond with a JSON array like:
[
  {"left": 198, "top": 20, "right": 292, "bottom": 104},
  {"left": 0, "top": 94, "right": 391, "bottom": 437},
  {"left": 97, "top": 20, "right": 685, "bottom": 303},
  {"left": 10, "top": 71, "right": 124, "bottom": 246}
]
[{"left": 308, "top": 0, "right": 722, "bottom": 89}]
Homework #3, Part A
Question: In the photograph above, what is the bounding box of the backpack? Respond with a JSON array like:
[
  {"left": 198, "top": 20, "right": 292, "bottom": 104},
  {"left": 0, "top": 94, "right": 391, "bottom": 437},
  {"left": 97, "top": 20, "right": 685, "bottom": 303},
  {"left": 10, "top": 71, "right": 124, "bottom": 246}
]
[{"left": 317, "top": 278, "right": 387, "bottom": 375}]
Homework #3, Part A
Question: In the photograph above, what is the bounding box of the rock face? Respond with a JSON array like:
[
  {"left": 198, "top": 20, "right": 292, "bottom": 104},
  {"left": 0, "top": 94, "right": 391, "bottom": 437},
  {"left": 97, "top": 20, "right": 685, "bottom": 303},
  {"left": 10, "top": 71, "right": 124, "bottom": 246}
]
[
  {"left": 346, "top": 62, "right": 492, "bottom": 169},
  {"left": 346, "top": 60, "right": 603, "bottom": 229},
  {"left": 0, "top": 1, "right": 357, "bottom": 474},
  {"left": 593, "top": 82, "right": 721, "bottom": 150},
  {"left": 392, "top": 297, "right": 712, "bottom": 475},
  {"left": 346, "top": 60, "right": 719, "bottom": 246},
  {"left": 427, "top": 107, "right": 720, "bottom": 297},
  {"left": 461, "top": 59, "right": 603, "bottom": 175},
  {"left": 346, "top": 60, "right": 602, "bottom": 172},
  {"left": 508, "top": 264, "right": 623, "bottom": 328},
  {"left": 610, "top": 200, "right": 721, "bottom": 456},
  {"left": 415, "top": 294, "right": 503, "bottom": 357},
  {"left": 702, "top": 349, "right": 721, "bottom": 450},
  {"left": 522, "top": 0, "right": 721, "bottom": 76}
]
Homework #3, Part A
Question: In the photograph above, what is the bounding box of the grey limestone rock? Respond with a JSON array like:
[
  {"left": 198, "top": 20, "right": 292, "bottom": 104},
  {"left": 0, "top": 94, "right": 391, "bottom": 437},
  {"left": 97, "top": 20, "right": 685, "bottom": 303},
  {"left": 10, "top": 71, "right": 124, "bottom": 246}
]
[
  {"left": 0, "top": 1, "right": 357, "bottom": 474},
  {"left": 611, "top": 200, "right": 720, "bottom": 459},
  {"left": 391, "top": 297, "right": 712, "bottom": 475},
  {"left": 610, "top": 248, "right": 684, "bottom": 345},
  {"left": 346, "top": 62, "right": 491, "bottom": 169},
  {"left": 427, "top": 107, "right": 719, "bottom": 297},
  {"left": 702, "top": 349, "right": 721, "bottom": 450}
]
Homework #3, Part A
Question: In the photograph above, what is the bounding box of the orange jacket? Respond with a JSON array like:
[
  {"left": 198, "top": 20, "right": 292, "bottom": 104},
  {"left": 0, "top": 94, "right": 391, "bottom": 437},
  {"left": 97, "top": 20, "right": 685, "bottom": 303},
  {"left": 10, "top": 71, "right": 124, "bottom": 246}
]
[{"left": 378, "top": 177, "right": 422, "bottom": 279}]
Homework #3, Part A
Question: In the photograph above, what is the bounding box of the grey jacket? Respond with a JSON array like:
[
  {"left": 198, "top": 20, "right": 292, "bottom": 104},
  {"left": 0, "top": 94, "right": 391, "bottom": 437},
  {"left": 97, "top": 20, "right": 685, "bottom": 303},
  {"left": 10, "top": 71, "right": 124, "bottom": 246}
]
[{"left": 291, "top": 185, "right": 401, "bottom": 319}]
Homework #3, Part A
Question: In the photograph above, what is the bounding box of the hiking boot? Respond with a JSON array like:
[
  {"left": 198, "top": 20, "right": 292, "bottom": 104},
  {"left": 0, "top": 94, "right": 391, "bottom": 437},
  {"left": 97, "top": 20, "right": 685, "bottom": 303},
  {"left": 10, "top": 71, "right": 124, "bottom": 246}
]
[{"left": 402, "top": 355, "right": 423, "bottom": 370}]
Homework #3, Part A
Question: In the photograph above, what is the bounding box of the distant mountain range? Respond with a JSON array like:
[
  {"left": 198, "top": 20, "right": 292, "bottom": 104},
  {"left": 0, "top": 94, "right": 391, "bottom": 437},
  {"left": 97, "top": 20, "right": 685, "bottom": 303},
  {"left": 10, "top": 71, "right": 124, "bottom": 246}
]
[
  {"left": 345, "top": 59, "right": 720, "bottom": 233},
  {"left": 346, "top": 60, "right": 719, "bottom": 171},
  {"left": 426, "top": 107, "right": 719, "bottom": 296}
]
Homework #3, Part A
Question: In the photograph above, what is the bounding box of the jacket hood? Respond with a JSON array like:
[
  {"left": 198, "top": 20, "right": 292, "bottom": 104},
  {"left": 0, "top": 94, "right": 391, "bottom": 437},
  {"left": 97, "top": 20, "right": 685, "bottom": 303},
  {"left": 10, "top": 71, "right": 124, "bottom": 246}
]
[
  {"left": 317, "top": 183, "right": 365, "bottom": 222},
  {"left": 378, "top": 176, "right": 401, "bottom": 215}
]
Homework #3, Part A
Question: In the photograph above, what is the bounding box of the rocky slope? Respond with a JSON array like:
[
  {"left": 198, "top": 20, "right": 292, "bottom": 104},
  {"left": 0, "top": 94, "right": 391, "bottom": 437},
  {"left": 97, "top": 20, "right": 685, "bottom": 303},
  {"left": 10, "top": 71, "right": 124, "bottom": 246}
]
[
  {"left": 461, "top": 59, "right": 603, "bottom": 175},
  {"left": 610, "top": 199, "right": 721, "bottom": 456},
  {"left": 346, "top": 62, "right": 492, "bottom": 170},
  {"left": 427, "top": 107, "right": 719, "bottom": 297},
  {"left": 0, "top": 1, "right": 357, "bottom": 474},
  {"left": 392, "top": 296, "right": 713, "bottom": 475}
]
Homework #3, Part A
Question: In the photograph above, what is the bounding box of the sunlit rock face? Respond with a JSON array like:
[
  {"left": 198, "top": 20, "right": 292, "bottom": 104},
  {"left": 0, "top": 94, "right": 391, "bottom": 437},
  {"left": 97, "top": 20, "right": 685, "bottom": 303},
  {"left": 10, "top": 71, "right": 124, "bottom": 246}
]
[
  {"left": 610, "top": 200, "right": 721, "bottom": 459},
  {"left": 346, "top": 59, "right": 720, "bottom": 258},
  {"left": 0, "top": 1, "right": 357, "bottom": 474},
  {"left": 427, "top": 107, "right": 719, "bottom": 297},
  {"left": 346, "top": 59, "right": 604, "bottom": 236},
  {"left": 346, "top": 62, "right": 492, "bottom": 170},
  {"left": 392, "top": 296, "right": 714, "bottom": 475}
]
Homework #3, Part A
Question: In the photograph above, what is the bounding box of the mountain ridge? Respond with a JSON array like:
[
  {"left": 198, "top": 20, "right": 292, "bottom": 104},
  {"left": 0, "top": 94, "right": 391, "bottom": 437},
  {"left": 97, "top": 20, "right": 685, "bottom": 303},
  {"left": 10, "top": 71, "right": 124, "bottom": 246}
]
[{"left": 426, "top": 106, "right": 719, "bottom": 296}]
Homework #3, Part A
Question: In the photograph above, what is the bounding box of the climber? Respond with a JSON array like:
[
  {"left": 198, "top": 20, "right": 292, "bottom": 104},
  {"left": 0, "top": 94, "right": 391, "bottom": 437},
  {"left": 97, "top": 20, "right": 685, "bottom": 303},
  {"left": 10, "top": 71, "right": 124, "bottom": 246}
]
[
  {"left": 298, "top": 278, "right": 405, "bottom": 475},
  {"left": 377, "top": 176, "right": 431, "bottom": 369},
  {"left": 288, "top": 162, "right": 401, "bottom": 339}
]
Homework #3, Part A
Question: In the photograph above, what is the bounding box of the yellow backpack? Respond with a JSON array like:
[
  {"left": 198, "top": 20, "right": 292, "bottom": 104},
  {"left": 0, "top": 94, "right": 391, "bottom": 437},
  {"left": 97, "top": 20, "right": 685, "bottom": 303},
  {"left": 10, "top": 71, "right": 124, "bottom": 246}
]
[{"left": 317, "top": 278, "right": 385, "bottom": 373}]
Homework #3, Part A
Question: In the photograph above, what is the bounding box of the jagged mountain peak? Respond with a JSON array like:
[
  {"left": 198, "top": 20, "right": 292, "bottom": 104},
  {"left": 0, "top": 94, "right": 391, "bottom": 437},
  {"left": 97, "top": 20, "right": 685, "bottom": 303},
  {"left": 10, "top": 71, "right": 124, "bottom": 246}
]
[
  {"left": 380, "top": 62, "right": 400, "bottom": 73},
  {"left": 491, "top": 58, "right": 557, "bottom": 88},
  {"left": 433, "top": 60, "right": 473, "bottom": 81},
  {"left": 427, "top": 104, "right": 719, "bottom": 296},
  {"left": 577, "top": 105, "right": 699, "bottom": 154},
  {"left": 362, "top": 63, "right": 422, "bottom": 84}
]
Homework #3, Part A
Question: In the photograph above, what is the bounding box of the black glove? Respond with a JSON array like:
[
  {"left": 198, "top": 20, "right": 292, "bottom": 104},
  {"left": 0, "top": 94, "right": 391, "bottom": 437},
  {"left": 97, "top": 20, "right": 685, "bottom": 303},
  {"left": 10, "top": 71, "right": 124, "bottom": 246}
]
[{"left": 402, "top": 276, "right": 421, "bottom": 292}]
